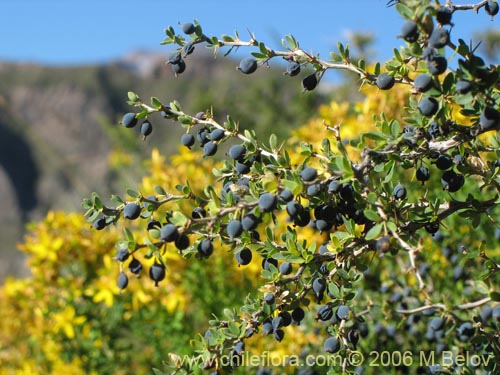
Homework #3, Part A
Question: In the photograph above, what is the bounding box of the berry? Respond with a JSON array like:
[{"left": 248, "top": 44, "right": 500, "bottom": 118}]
[
  {"left": 181, "top": 22, "right": 196, "bottom": 34},
  {"left": 279, "top": 262, "right": 292, "bottom": 275},
  {"left": 182, "top": 42, "right": 195, "bottom": 57},
  {"left": 235, "top": 248, "right": 252, "bottom": 266},
  {"left": 376, "top": 72, "right": 395, "bottom": 90},
  {"left": 347, "top": 330, "right": 359, "bottom": 346},
  {"left": 128, "top": 258, "right": 143, "bottom": 275},
  {"left": 413, "top": 74, "right": 433, "bottom": 92},
  {"left": 93, "top": 217, "right": 107, "bottom": 230},
  {"left": 457, "top": 322, "right": 475, "bottom": 341},
  {"left": 376, "top": 236, "right": 390, "bottom": 252},
  {"left": 168, "top": 51, "right": 182, "bottom": 65},
  {"left": 315, "top": 219, "right": 331, "bottom": 233},
  {"left": 336, "top": 305, "right": 350, "bottom": 320},
  {"left": 328, "top": 179, "right": 341, "bottom": 193},
  {"left": 235, "top": 161, "right": 251, "bottom": 174},
  {"left": 416, "top": 166, "right": 430, "bottom": 182},
  {"left": 273, "top": 329, "right": 284, "bottom": 342},
  {"left": 121, "top": 113, "right": 138, "bottom": 128},
  {"left": 324, "top": 337, "right": 340, "bottom": 353},
  {"left": 192, "top": 206, "right": 207, "bottom": 219},
  {"left": 435, "top": 155, "right": 453, "bottom": 170},
  {"left": 428, "top": 28, "right": 449, "bottom": 49},
  {"left": 293, "top": 209, "right": 311, "bottom": 227},
  {"left": 300, "top": 167, "right": 318, "bottom": 182},
  {"left": 227, "top": 220, "right": 243, "bottom": 239},
  {"left": 492, "top": 305, "right": 500, "bottom": 321},
  {"left": 317, "top": 305, "right": 333, "bottom": 321},
  {"left": 441, "top": 170, "right": 464, "bottom": 192},
  {"left": 264, "top": 293, "right": 275, "bottom": 305},
  {"left": 418, "top": 97, "right": 439, "bottom": 117},
  {"left": 312, "top": 277, "right": 327, "bottom": 302},
  {"left": 425, "top": 221, "right": 440, "bottom": 234},
  {"left": 123, "top": 203, "right": 141, "bottom": 220},
  {"left": 279, "top": 189, "right": 294, "bottom": 202},
  {"left": 455, "top": 80, "right": 472, "bottom": 95},
  {"left": 453, "top": 154, "right": 465, "bottom": 165},
  {"left": 117, "top": 272, "right": 128, "bottom": 291},
  {"left": 196, "top": 127, "right": 210, "bottom": 146},
  {"left": 279, "top": 311, "right": 292, "bottom": 327},
  {"left": 160, "top": 224, "right": 179, "bottom": 242},
  {"left": 203, "top": 141, "right": 218, "bottom": 157},
  {"left": 286, "top": 201, "right": 303, "bottom": 219},
  {"left": 149, "top": 262, "right": 166, "bottom": 286},
  {"left": 307, "top": 184, "right": 321, "bottom": 197},
  {"left": 427, "top": 55, "right": 447, "bottom": 75},
  {"left": 429, "top": 317, "right": 445, "bottom": 331},
  {"left": 175, "top": 233, "right": 190, "bottom": 250},
  {"left": 262, "top": 319, "right": 273, "bottom": 336},
  {"left": 262, "top": 258, "right": 278, "bottom": 271},
  {"left": 228, "top": 144, "right": 246, "bottom": 161},
  {"left": 302, "top": 73, "right": 318, "bottom": 91},
  {"left": 258, "top": 193, "right": 277, "bottom": 212},
  {"left": 198, "top": 239, "right": 214, "bottom": 258},
  {"left": 181, "top": 133, "right": 195, "bottom": 148},
  {"left": 427, "top": 121, "right": 441, "bottom": 139},
  {"left": 480, "top": 306, "right": 493, "bottom": 322},
  {"left": 140, "top": 120, "right": 153, "bottom": 137},
  {"left": 291, "top": 307, "right": 305, "bottom": 325},
  {"left": 485, "top": 0, "right": 499, "bottom": 16},
  {"left": 285, "top": 61, "right": 301, "bottom": 76},
  {"left": 238, "top": 57, "right": 258, "bottom": 74},
  {"left": 114, "top": 248, "right": 130, "bottom": 262},
  {"left": 393, "top": 183, "right": 407, "bottom": 200},
  {"left": 436, "top": 7, "right": 453, "bottom": 25},
  {"left": 209, "top": 128, "right": 225, "bottom": 141},
  {"left": 242, "top": 213, "right": 260, "bottom": 231},
  {"left": 479, "top": 107, "right": 500, "bottom": 131},
  {"left": 171, "top": 59, "right": 186, "bottom": 75},
  {"left": 400, "top": 21, "right": 419, "bottom": 42}
]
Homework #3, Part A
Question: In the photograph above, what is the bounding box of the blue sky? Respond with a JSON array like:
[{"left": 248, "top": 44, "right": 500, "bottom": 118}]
[{"left": 0, "top": 1, "right": 495, "bottom": 68}]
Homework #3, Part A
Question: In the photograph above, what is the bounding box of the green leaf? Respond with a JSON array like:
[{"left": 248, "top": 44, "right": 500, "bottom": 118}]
[
  {"left": 395, "top": 2, "right": 413, "bottom": 19},
  {"left": 386, "top": 221, "right": 398, "bottom": 234},
  {"left": 259, "top": 42, "right": 268, "bottom": 56},
  {"left": 365, "top": 223, "right": 383, "bottom": 240},
  {"left": 328, "top": 283, "right": 340, "bottom": 299},
  {"left": 110, "top": 195, "right": 124, "bottom": 205},
  {"left": 178, "top": 115, "right": 193, "bottom": 125},
  {"left": 154, "top": 185, "right": 166, "bottom": 195},
  {"left": 363, "top": 210, "right": 380, "bottom": 222},
  {"left": 490, "top": 291, "right": 500, "bottom": 301},
  {"left": 383, "top": 160, "right": 395, "bottom": 184},
  {"left": 269, "top": 134, "right": 278, "bottom": 150},
  {"left": 475, "top": 281, "right": 490, "bottom": 295},
  {"left": 87, "top": 209, "right": 100, "bottom": 222},
  {"left": 285, "top": 34, "right": 298, "bottom": 50},
  {"left": 221, "top": 34, "right": 234, "bottom": 42},
  {"left": 151, "top": 97, "right": 163, "bottom": 109},
  {"left": 126, "top": 189, "right": 140, "bottom": 199},
  {"left": 82, "top": 198, "right": 92, "bottom": 210},
  {"left": 124, "top": 227, "right": 135, "bottom": 242},
  {"left": 128, "top": 91, "right": 139, "bottom": 103}
]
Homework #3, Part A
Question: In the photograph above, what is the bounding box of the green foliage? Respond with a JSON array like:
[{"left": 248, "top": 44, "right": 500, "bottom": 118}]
[
  {"left": 86, "top": 2, "right": 500, "bottom": 372},
  {"left": 5, "top": 1, "right": 500, "bottom": 375}
]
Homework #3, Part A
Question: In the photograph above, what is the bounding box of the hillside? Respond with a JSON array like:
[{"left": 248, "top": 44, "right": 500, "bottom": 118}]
[{"left": 0, "top": 51, "right": 327, "bottom": 280}]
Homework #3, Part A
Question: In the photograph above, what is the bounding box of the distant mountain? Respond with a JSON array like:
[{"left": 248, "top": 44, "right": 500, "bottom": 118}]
[{"left": 0, "top": 50, "right": 327, "bottom": 281}]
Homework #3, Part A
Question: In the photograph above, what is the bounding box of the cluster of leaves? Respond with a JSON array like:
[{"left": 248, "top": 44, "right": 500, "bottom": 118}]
[{"left": 80, "top": 1, "right": 500, "bottom": 374}]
